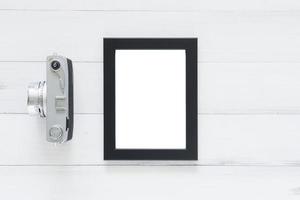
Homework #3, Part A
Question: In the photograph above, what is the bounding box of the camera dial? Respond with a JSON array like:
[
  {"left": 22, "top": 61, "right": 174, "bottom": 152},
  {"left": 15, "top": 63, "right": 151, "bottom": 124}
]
[{"left": 51, "top": 60, "right": 61, "bottom": 70}]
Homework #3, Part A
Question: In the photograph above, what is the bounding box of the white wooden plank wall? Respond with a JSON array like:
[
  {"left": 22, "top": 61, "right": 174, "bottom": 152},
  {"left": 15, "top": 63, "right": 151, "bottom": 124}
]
[
  {"left": 1, "top": 166, "right": 300, "bottom": 200},
  {"left": 0, "top": 0, "right": 300, "bottom": 199}
]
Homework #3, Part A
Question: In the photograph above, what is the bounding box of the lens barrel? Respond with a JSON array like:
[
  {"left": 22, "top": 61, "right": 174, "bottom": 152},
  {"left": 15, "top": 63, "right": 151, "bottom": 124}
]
[{"left": 27, "top": 81, "right": 47, "bottom": 117}]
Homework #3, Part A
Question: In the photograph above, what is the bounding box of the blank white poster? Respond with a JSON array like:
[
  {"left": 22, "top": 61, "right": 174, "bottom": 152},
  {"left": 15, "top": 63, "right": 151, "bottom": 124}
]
[{"left": 115, "top": 50, "right": 186, "bottom": 149}]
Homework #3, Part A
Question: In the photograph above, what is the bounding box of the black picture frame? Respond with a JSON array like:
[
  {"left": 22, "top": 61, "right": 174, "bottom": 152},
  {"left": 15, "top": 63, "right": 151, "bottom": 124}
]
[{"left": 104, "top": 38, "right": 198, "bottom": 160}]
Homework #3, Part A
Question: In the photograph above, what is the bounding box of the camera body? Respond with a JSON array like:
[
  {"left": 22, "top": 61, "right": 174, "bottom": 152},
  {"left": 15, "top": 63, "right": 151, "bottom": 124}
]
[{"left": 27, "top": 54, "right": 74, "bottom": 143}]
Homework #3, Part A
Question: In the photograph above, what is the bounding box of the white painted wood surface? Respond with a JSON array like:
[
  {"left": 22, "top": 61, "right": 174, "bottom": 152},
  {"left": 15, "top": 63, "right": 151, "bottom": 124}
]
[
  {"left": 1, "top": 0, "right": 300, "bottom": 10},
  {"left": 1, "top": 166, "right": 300, "bottom": 200},
  {"left": 1, "top": 114, "right": 300, "bottom": 165},
  {"left": 0, "top": 0, "right": 299, "bottom": 198},
  {"left": 0, "top": 11, "right": 299, "bottom": 63}
]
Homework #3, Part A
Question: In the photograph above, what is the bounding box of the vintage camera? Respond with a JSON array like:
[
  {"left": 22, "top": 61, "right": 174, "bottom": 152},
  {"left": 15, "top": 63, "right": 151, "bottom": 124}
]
[{"left": 27, "top": 54, "right": 74, "bottom": 143}]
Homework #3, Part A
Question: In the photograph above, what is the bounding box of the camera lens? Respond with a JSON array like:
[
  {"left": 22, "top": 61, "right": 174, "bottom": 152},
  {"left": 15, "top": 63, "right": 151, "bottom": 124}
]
[
  {"left": 27, "top": 81, "right": 47, "bottom": 117},
  {"left": 51, "top": 60, "right": 61, "bottom": 70}
]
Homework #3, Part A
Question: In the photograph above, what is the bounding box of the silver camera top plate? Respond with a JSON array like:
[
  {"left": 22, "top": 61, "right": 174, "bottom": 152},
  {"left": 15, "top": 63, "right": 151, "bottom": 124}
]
[{"left": 27, "top": 54, "right": 74, "bottom": 143}]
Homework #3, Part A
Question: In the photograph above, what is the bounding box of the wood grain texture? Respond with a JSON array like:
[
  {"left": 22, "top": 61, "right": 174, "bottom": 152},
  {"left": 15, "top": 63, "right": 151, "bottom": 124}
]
[
  {"left": 1, "top": 62, "right": 300, "bottom": 114},
  {"left": 2, "top": 114, "right": 300, "bottom": 165},
  {"left": 0, "top": 6, "right": 298, "bottom": 167},
  {"left": 0, "top": 166, "right": 299, "bottom": 200},
  {"left": 0, "top": 0, "right": 298, "bottom": 199},
  {"left": 0, "top": 0, "right": 299, "bottom": 10},
  {"left": 0, "top": 11, "right": 299, "bottom": 62}
]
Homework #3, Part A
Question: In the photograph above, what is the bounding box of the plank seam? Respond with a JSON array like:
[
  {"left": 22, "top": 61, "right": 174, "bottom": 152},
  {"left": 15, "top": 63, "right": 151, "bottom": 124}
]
[
  {"left": 2, "top": 113, "right": 300, "bottom": 115},
  {"left": 0, "top": 9, "right": 300, "bottom": 13}
]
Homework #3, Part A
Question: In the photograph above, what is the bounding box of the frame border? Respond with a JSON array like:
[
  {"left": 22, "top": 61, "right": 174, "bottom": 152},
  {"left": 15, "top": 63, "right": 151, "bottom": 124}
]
[{"left": 104, "top": 38, "right": 198, "bottom": 160}]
